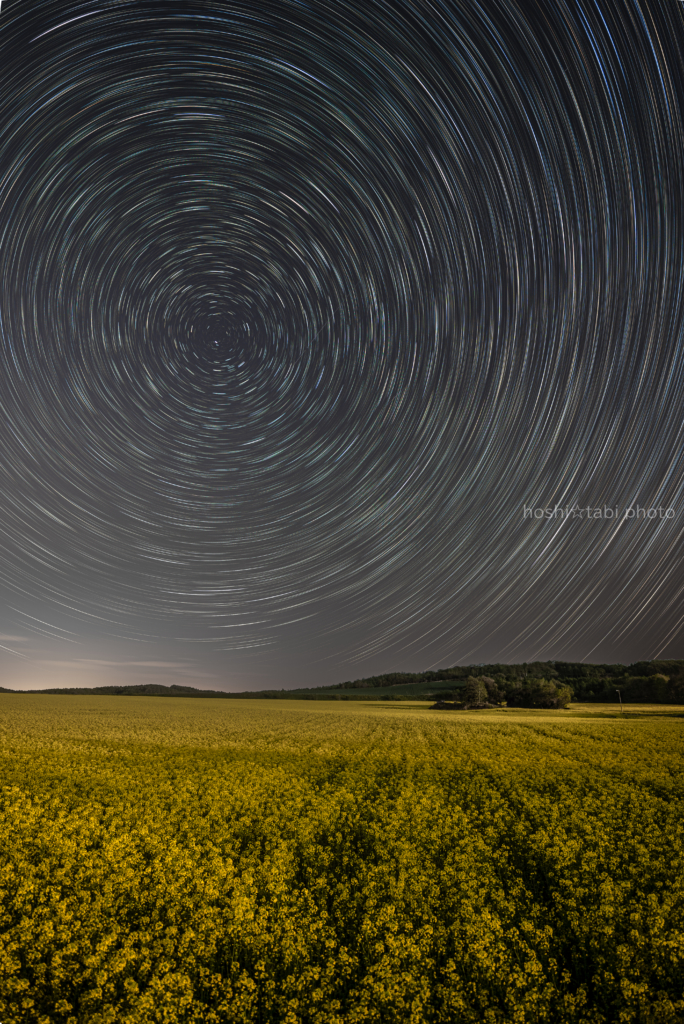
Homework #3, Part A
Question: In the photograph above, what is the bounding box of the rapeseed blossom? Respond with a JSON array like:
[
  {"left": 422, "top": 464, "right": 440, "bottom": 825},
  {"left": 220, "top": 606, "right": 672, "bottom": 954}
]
[{"left": 0, "top": 696, "right": 682, "bottom": 1022}]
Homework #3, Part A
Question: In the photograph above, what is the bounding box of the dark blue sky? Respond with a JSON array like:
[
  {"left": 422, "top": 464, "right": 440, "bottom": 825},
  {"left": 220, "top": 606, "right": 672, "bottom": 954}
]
[{"left": 1, "top": 0, "right": 683, "bottom": 691}]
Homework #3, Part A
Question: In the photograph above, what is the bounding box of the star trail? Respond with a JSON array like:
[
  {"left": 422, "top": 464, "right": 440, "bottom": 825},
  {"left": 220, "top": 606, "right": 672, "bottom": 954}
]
[{"left": 1, "top": 0, "right": 683, "bottom": 690}]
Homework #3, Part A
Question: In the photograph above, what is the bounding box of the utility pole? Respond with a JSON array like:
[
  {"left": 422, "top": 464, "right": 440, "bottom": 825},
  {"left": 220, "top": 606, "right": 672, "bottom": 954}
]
[{"left": 615, "top": 689, "right": 623, "bottom": 714}]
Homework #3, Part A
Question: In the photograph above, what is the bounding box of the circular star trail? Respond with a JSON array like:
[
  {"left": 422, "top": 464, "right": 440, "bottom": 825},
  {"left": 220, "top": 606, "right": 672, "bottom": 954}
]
[{"left": 1, "top": 0, "right": 684, "bottom": 683}]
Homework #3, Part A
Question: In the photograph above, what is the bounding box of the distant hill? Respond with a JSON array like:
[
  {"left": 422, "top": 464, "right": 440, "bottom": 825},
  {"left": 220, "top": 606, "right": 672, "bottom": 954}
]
[
  {"left": 0, "top": 683, "right": 234, "bottom": 698},
  {"left": 2, "top": 659, "right": 683, "bottom": 703}
]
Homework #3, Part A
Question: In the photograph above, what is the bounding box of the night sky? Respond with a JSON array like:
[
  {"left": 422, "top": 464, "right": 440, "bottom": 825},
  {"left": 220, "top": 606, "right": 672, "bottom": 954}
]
[{"left": 1, "top": 0, "right": 683, "bottom": 692}]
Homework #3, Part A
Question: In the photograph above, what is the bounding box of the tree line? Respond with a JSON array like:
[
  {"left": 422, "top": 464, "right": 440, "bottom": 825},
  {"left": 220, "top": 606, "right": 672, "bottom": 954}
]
[{"left": 2, "top": 659, "right": 683, "bottom": 704}]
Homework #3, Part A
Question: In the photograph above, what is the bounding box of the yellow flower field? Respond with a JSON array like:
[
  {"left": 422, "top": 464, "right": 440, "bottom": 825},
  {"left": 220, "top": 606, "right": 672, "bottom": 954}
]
[{"left": 0, "top": 696, "right": 682, "bottom": 1023}]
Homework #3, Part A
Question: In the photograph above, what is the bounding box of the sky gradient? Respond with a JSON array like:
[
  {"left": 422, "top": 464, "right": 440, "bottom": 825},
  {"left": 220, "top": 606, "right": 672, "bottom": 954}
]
[{"left": 1, "top": 0, "right": 684, "bottom": 691}]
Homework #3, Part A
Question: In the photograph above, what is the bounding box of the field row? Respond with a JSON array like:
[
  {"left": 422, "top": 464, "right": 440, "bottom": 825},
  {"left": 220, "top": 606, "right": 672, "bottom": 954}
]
[{"left": 0, "top": 696, "right": 683, "bottom": 1023}]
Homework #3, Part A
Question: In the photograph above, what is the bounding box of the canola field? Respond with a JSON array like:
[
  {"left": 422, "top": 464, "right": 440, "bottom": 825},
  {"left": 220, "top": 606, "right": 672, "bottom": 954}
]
[{"left": 0, "top": 696, "right": 683, "bottom": 1024}]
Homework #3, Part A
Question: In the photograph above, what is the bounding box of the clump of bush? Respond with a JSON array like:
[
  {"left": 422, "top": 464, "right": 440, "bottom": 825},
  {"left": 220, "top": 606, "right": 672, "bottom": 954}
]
[
  {"left": 505, "top": 678, "right": 573, "bottom": 709},
  {"left": 458, "top": 676, "right": 505, "bottom": 709}
]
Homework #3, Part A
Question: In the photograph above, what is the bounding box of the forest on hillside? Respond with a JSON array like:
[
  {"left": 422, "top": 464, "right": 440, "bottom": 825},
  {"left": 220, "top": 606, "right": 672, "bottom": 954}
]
[
  {"left": 3, "top": 659, "right": 684, "bottom": 704},
  {"left": 332, "top": 659, "right": 684, "bottom": 705}
]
